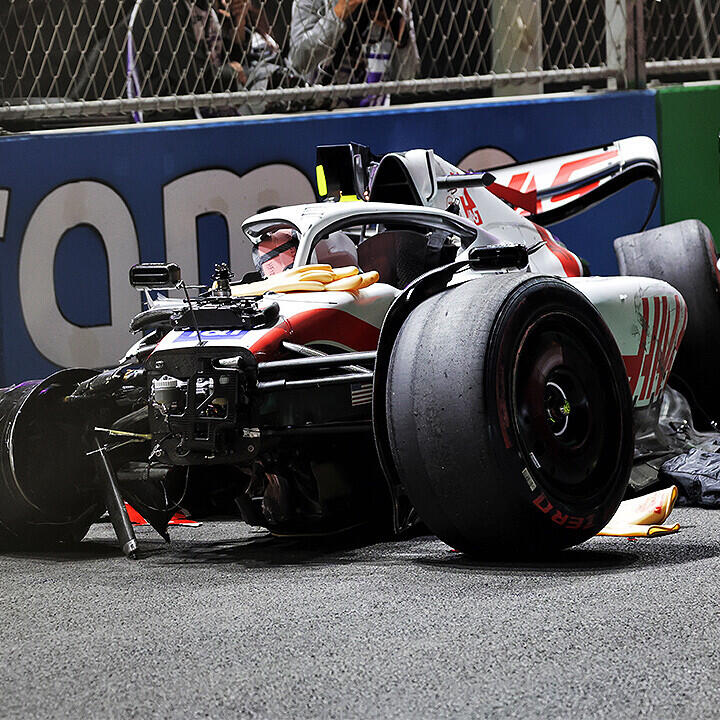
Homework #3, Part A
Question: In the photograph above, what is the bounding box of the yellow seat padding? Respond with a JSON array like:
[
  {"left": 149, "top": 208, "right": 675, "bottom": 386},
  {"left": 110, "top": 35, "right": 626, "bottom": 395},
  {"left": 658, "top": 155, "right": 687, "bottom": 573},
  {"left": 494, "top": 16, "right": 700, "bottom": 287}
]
[
  {"left": 283, "top": 264, "right": 332, "bottom": 276},
  {"left": 292, "top": 270, "right": 336, "bottom": 284},
  {"left": 231, "top": 266, "right": 379, "bottom": 297},
  {"left": 330, "top": 266, "right": 360, "bottom": 279},
  {"left": 325, "top": 275, "right": 364, "bottom": 292},
  {"left": 325, "top": 270, "right": 379, "bottom": 291}
]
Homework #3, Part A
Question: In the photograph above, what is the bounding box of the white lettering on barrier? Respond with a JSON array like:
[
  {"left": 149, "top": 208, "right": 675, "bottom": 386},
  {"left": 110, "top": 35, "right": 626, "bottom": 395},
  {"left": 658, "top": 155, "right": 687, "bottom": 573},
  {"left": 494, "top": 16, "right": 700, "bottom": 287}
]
[
  {"left": 458, "top": 147, "right": 515, "bottom": 171},
  {"left": 19, "top": 181, "right": 141, "bottom": 368},
  {"left": 18, "top": 164, "right": 315, "bottom": 370},
  {"left": 0, "top": 188, "right": 9, "bottom": 240},
  {"left": 163, "top": 165, "right": 315, "bottom": 283}
]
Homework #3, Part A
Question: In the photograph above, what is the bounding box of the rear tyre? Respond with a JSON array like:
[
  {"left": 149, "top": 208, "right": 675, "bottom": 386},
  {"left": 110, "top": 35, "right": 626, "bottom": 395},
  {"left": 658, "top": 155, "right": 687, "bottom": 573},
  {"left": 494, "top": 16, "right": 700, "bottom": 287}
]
[
  {"left": 614, "top": 219, "right": 720, "bottom": 428},
  {"left": 385, "top": 274, "right": 633, "bottom": 556}
]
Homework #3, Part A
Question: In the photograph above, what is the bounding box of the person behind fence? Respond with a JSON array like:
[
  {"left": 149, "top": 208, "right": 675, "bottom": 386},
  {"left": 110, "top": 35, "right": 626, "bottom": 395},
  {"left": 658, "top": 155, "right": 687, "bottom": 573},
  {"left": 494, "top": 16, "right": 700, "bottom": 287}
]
[
  {"left": 289, "top": 0, "right": 419, "bottom": 106},
  {"left": 213, "top": 0, "right": 308, "bottom": 113},
  {"left": 188, "top": 0, "right": 243, "bottom": 88},
  {"left": 215, "top": 0, "right": 279, "bottom": 78},
  {"left": 127, "top": 0, "right": 243, "bottom": 119},
  {"left": 203, "top": 0, "right": 308, "bottom": 113},
  {"left": 129, "top": 0, "right": 306, "bottom": 118}
]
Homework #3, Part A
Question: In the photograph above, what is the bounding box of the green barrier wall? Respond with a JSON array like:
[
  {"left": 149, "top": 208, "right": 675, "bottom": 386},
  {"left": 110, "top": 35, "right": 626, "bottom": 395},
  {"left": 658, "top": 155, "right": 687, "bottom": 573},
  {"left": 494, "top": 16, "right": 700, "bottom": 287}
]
[{"left": 658, "top": 84, "right": 720, "bottom": 244}]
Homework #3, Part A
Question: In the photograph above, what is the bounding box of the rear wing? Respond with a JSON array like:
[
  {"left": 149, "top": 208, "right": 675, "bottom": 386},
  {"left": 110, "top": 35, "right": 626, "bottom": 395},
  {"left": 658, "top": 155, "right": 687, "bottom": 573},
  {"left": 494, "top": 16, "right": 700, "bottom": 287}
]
[
  {"left": 316, "top": 136, "right": 661, "bottom": 228},
  {"left": 490, "top": 136, "right": 661, "bottom": 227}
]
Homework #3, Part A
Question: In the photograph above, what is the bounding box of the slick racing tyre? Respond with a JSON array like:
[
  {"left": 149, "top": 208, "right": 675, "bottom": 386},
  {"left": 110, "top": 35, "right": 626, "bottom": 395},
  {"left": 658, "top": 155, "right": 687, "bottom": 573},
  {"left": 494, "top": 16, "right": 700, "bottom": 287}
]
[
  {"left": 384, "top": 273, "right": 633, "bottom": 557},
  {"left": 0, "top": 370, "right": 102, "bottom": 548},
  {"left": 614, "top": 219, "right": 720, "bottom": 429}
]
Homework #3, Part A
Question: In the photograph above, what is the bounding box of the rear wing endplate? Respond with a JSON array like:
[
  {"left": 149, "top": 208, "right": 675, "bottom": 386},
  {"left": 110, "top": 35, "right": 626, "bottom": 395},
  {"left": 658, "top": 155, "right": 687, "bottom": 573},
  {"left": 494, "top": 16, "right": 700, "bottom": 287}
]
[{"left": 489, "top": 136, "right": 661, "bottom": 227}]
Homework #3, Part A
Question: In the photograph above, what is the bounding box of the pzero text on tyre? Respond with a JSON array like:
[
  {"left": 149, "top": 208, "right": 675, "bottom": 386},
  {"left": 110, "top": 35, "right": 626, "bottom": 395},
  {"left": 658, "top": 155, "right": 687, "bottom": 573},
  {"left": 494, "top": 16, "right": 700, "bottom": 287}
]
[{"left": 385, "top": 273, "right": 633, "bottom": 556}]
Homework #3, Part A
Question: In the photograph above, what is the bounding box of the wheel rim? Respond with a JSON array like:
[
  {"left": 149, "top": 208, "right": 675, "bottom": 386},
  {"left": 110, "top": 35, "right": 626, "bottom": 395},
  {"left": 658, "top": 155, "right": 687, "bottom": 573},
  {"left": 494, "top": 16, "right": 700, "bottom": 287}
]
[{"left": 511, "top": 311, "right": 623, "bottom": 502}]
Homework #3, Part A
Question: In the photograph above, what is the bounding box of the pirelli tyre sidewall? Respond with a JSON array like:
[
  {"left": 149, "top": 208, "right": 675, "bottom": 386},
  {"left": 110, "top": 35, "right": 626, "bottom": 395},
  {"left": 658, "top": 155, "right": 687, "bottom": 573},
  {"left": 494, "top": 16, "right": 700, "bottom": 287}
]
[
  {"left": 385, "top": 273, "right": 633, "bottom": 556},
  {"left": 486, "top": 275, "right": 633, "bottom": 548}
]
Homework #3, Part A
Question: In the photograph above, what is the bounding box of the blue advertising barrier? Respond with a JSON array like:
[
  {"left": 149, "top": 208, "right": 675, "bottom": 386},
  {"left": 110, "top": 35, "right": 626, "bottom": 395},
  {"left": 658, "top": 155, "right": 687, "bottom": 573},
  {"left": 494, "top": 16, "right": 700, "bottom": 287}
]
[{"left": 0, "top": 90, "right": 659, "bottom": 384}]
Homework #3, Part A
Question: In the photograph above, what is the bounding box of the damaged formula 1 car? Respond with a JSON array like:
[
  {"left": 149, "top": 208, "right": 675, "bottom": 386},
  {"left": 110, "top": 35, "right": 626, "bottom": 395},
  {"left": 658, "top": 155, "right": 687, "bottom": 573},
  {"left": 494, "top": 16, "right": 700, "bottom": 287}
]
[{"left": 0, "top": 136, "right": 712, "bottom": 558}]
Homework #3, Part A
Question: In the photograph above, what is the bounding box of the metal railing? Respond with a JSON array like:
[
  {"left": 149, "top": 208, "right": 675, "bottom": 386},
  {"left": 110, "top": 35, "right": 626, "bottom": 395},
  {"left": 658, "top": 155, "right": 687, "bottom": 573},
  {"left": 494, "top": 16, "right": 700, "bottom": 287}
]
[
  {"left": 0, "top": 0, "right": 717, "bottom": 124},
  {"left": 645, "top": 0, "right": 720, "bottom": 80}
]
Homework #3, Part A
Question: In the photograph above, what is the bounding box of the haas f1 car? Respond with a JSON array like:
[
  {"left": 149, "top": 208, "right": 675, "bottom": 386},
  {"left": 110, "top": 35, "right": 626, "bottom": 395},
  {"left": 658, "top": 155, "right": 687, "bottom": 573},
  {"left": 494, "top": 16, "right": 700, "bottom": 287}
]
[{"left": 0, "top": 137, "right": 716, "bottom": 558}]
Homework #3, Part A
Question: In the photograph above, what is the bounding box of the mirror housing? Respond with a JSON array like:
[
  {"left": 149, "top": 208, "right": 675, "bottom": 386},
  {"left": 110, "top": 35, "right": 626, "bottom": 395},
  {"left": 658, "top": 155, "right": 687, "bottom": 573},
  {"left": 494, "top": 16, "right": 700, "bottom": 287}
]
[
  {"left": 129, "top": 263, "right": 181, "bottom": 289},
  {"left": 316, "top": 143, "right": 373, "bottom": 201}
]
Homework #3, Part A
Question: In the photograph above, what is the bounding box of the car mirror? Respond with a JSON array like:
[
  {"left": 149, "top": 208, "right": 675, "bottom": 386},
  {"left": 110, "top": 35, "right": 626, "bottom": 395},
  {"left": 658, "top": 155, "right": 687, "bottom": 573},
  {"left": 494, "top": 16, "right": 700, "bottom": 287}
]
[{"left": 129, "top": 263, "right": 182, "bottom": 289}]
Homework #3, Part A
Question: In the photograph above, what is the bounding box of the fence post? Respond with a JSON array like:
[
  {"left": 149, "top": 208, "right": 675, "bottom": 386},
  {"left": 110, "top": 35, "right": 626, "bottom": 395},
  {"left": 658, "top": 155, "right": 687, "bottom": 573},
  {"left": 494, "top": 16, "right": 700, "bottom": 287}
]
[
  {"left": 606, "top": 0, "right": 627, "bottom": 89},
  {"left": 492, "top": 0, "right": 543, "bottom": 96},
  {"left": 693, "top": 0, "right": 717, "bottom": 80},
  {"left": 606, "top": 0, "right": 646, "bottom": 90},
  {"left": 634, "top": 0, "right": 647, "bottom": 89}
]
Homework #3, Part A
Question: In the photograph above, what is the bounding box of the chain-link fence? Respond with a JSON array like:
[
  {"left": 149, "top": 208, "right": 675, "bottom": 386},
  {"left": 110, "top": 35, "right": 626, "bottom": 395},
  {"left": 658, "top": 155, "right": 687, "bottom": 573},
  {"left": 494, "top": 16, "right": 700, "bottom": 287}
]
[
  {"left": 645, "top": 0, "right": 720, "bottom": 80},
  {"left": 0, "top": 0, "right": 719, "bottom": 125}
]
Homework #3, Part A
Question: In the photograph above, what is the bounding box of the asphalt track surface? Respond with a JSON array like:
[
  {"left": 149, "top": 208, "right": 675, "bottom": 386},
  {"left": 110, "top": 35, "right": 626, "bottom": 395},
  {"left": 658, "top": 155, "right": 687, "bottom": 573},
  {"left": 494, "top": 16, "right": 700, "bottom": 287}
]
[{"left": 1, "top": 508, "right": 719, "bottom": 719}]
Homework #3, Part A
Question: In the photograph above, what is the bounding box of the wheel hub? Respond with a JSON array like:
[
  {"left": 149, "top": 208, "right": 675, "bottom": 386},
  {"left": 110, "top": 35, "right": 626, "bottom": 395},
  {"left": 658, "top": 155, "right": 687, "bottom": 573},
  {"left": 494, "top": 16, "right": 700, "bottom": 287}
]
[
  {"left": 544, "top": 380, "right": 571, "bottom": 436},
  {"left": 511, "top": 312, "right": 621, "bottom": 501}
]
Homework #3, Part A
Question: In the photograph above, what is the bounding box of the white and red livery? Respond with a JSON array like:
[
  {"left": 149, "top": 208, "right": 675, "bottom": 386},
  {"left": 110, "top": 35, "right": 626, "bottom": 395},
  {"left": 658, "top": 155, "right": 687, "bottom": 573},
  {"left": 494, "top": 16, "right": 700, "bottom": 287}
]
[{"left": 0, "top": 136, "right": 700, "bottom": 559}]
